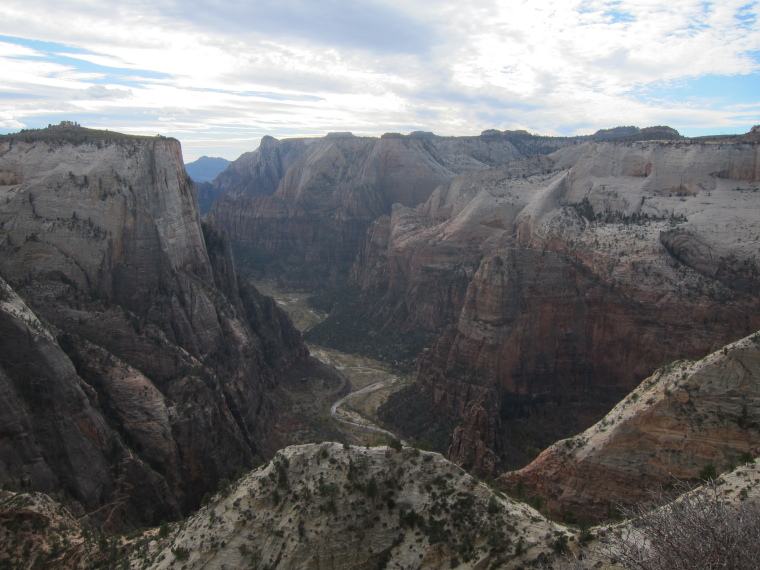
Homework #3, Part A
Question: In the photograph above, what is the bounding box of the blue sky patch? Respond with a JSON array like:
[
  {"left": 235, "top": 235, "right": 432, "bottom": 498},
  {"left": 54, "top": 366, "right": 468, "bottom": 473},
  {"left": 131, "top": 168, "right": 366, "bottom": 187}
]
[
  {"left": 1, "top": 35, "right": 171, "bottom": 86},
  {"left": 634, "top": 73, "right": 760, "bottom": 109}
]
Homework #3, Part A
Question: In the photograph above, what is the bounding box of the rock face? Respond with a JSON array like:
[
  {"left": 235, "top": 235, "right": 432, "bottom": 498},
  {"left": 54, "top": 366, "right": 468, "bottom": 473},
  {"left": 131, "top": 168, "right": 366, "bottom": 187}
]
[
  {"left": 0, "top": 125, "right": 313, "bottom": 528},
  {"left": 350, "top": 138, "right": 760, "bottom": 474},
  {"left": 0, "top": 278, "right": 182, "bottom": 527},
  {"left": 499, "top": 331, "right": 760, "bottom": 522},
  {"left": 135, "top": 443, "right": 570, "bottom": 569},
  {"left": 210, "top": 132, "right": 525, "bottom": 283}
]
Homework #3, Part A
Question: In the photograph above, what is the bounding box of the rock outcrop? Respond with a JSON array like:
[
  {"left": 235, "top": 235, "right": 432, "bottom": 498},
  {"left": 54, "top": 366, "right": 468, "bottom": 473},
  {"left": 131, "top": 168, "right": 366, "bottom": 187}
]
[
  {"left": 0, "top": 124, "right": 315, "bottom": 528},
  {"left": 500, "top": 331, "right": 760, "bottom": 522},
  {"left": 0, "top": 491, "right": 111, "bottom": 569},
  {"left": 350, "top": 136, "right": 760, "bottom": 474}
]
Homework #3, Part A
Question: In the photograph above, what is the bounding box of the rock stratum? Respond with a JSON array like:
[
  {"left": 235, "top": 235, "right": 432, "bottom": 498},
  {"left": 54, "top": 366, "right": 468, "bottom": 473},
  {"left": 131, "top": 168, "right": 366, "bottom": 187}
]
[
  {"left": 500, "top": 331, "right": 760, "bottom": 522},
  {"left": 0, "top": 124, "right": 317, "bottom": 529},
  {"left": 349, "top": 135, "right": 760, "bottom": 474}
]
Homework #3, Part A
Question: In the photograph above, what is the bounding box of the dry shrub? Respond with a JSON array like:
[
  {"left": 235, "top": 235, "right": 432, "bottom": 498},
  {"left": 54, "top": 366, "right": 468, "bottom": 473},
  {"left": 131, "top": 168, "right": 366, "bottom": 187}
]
[{"left": 546, "top": 481, "right": 760, "bottom": 570}]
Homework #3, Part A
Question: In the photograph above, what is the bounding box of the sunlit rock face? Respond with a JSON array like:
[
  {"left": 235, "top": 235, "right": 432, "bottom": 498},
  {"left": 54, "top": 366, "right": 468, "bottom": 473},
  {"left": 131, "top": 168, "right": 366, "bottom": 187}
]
[
  {"left": 0, "top": 126, "right": 310, "bottom": 528},
  {"left": 350, "top": 137, "right": 760, "bottom": 475},
  {"left": 500, "top": 332, "right": 760, "bottom": 522}
]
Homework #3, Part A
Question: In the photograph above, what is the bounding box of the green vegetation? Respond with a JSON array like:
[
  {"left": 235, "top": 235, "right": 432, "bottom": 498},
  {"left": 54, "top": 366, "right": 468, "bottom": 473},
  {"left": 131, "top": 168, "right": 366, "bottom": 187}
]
[
  {"left": 0, "top": 121, "right": 170, "bottom": 145},
  {"left": 699, "top": 463, "right": 717, "bottom": 481},
  {"left": 377, "top": 385, "right": 459, "bottom": 454},
  {"left": 304, "top": 293, "right": 432, "bottom": 372}
]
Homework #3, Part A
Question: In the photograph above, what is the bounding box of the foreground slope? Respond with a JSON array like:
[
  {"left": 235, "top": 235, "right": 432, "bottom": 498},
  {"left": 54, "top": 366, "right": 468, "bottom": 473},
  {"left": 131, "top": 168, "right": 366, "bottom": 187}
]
[
  {"left": 136, "top": 443, "right": 568, "bottom": 569},
  {"left": 0, "top": 124, "right": 319, "bottom": 528},
  {"left": 500, "top": 331, "right": 760, "bottom": 522}
]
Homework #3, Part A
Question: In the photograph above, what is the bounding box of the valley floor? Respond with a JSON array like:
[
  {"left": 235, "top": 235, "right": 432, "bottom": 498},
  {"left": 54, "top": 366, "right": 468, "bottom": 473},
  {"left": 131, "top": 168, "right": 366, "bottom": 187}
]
[{"left": 254, "top": 280, "right": 412, "bottom": 448}]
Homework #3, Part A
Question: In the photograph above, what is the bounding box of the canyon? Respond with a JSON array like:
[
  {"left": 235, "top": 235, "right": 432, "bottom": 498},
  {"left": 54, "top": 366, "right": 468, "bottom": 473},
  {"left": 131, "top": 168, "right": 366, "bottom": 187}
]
[
  {"left": 2, "top": 122, "right": 760, "bottom": 569},
  {"left": 212, "top": 126, "right": 760, "bottom": 476}
]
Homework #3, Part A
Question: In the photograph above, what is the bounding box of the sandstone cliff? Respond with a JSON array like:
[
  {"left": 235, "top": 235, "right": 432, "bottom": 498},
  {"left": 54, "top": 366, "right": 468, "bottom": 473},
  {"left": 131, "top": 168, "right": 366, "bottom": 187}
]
[
  {"left": 499, "top": 331, "right": 760, "bottom": 522},
  {"left": 211, "top": 132, "right": 525, "bottom": 284},
  {"left": 350, "top": 137, "right": 760, "bottom": 474},
  {"left": 0, "top": 124, "right": 314, "bottom": 528}
]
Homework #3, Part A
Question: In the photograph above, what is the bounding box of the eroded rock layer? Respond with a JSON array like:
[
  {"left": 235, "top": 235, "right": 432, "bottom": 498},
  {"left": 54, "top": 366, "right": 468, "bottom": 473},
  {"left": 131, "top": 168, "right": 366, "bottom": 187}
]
[
  {"left": 0, "top": 125, "right": 312, "bottom": 528},
  {"left": 351, "top": 137, "right": 760, "bottom": 474},
  {"left": 499, "top": 332, "right": 760, "bottom": 522}
]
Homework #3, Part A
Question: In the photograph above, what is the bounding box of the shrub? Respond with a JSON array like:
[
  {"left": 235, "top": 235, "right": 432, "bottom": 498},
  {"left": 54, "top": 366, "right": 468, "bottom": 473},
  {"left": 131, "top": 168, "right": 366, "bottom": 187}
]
[
  {"left": 699, "top": 463, "right": 717, "bottom": 481},
  {"left": 549, "top": 482, "right": 760, "bottom": 569}
]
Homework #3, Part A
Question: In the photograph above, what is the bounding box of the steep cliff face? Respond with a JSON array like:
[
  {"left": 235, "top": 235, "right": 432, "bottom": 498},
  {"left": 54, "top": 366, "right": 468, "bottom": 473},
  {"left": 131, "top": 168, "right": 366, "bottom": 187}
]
[
  {"left": 499, "top": 331, "right": 760, "bottom": 522},
  {"left": 210, "top": 135, "right": 310, "bottom": 199},
  {"left": 211, "top": 133, "right": 525, "bottom": 284},
  {"left": 0, "top": 125, "right": 312, "bottom": 527},
  {"left": 351, "top": 137, "right": 760, "bottom": 474},
  {"left": 0, "top": 278, "right": 182, "bottom": 527}
]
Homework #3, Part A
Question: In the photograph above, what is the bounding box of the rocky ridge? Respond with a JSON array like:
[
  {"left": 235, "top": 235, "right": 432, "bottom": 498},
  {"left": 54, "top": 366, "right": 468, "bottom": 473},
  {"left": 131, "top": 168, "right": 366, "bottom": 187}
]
[
  {"left": 500, "top": 330, "right": 760, "bottom": 522},
  {"left": 137, "top": 443, "right": 569, "bottom": 570}
]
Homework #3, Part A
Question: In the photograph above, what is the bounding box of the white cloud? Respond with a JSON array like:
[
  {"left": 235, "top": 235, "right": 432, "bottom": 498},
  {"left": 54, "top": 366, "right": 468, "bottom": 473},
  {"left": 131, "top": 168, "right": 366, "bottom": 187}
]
[{"left": 0, "top": 0, "right": 758, "bottom": 160}]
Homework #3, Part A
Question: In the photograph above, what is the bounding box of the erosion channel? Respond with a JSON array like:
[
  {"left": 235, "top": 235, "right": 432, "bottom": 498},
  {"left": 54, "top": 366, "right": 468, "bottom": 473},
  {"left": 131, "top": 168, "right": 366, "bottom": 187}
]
[{"left": 254, "top": 280, "right": 410, "bottom": 446}]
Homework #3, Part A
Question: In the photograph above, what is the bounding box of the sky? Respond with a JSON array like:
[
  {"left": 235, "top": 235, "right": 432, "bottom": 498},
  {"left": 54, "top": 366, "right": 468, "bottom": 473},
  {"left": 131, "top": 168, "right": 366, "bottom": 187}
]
[{"left": 0, "top": 0, "right": 758, "bottom": 162}]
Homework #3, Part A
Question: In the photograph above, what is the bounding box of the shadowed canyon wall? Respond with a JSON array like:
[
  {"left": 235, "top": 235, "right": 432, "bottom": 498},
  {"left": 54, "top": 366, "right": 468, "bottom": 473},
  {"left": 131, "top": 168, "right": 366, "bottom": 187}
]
[{"left": 0, "top": 125, "right": 312, "bottom": 528}]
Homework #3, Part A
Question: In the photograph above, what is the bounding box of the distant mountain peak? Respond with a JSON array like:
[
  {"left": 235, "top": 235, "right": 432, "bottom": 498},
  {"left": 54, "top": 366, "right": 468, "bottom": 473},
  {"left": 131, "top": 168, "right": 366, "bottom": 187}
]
[{"left": 184, "top": 155, "right": 231, "bottom": 183}]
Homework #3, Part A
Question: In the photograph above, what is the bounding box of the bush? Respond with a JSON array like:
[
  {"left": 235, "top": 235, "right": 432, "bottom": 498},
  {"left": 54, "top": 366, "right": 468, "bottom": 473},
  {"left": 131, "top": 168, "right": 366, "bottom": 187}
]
[
  {"left": 609, "top": 483, "right": 760, "bottom": 569},
  {"left": 548, "top": 482, "right": 760, "bottom": 569},
  {"left": 699, "top": 463, "right": 717, "bottom": 481}
]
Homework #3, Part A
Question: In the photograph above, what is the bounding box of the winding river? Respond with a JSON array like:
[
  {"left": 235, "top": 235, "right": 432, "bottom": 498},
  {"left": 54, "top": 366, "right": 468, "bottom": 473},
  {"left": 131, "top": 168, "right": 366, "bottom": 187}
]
[{"left": 329, "top": 374, "right": 408, "bottom": 445}]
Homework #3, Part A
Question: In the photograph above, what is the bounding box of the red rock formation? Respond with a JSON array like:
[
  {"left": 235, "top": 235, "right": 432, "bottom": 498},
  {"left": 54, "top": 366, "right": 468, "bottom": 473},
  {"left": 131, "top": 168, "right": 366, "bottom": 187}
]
[{"left": 499, "top": 332, "right": 760, "bottom": 522}]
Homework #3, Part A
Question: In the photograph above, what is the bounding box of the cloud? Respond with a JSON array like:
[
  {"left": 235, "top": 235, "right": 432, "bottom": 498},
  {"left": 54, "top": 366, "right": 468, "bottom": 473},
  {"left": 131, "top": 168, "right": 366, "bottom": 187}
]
[
  {"left": 160, "top": 0, "right": 439, "bottom": 55},
  {"left": 0, "top": 116, "right": 25, "bottom": 129},
  {"left": 77, "top": 85, "right": 132, "bottom": 100},
  {"left": 0, "top": 0, "right": 758, "bottom": 159}
]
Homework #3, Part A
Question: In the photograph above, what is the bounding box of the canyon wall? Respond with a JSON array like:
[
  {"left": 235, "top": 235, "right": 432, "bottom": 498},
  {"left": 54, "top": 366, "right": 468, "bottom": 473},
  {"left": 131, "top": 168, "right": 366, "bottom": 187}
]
[
  {"left": 0, "top": 125, "right": 312, "bottom": 528},
  {"left": 210, "top": 132, "right": 526, "bottom": 284},
  {"left": 351, "top": 138, "right": 760, "bottom": 474},
  {"left": 499, "top": 331, "right": 760, "bottom": 522}
]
